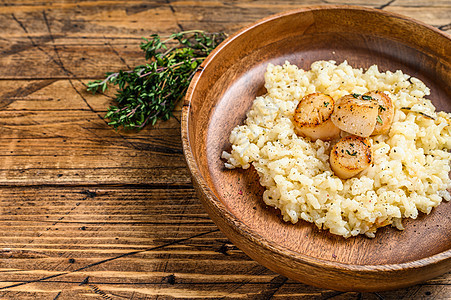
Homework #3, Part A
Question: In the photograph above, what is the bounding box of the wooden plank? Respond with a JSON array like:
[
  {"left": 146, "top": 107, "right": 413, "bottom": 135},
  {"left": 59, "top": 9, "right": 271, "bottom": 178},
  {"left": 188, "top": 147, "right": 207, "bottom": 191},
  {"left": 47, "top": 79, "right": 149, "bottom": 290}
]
[
  {"left": 0, "top": 276, "right": 449, "bottom": 299},
  {"left": 0, "top": 1, "right": 449, "bottom": 79},
  {"left": 0, "top": 79, "right": 189, "bottom": 185},
  {"left": 385, "top": 6, "right": 451, "bottom": 28}
]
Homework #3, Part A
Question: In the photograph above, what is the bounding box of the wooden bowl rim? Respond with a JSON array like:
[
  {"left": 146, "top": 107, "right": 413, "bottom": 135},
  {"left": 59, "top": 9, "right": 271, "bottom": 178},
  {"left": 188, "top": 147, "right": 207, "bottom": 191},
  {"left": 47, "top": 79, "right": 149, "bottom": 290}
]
[{"left": 181, "top": 5, "right": 451, "bottom": 273}]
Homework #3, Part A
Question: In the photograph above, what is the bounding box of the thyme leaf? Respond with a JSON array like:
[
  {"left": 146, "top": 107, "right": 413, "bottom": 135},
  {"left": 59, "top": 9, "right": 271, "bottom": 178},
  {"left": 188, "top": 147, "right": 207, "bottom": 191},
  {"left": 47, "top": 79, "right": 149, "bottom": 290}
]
[
  {"left": 346, "top": 149, "right": 357, "bottom": 156},
  {"left": 400, "top": 107, "right": 435, "bottom": 120},
  {"left": 87, "top": 30, "right": 227, "bottom": 130},
  {"left": 376, "top": 115, "right": 383, "bottom": 124}
]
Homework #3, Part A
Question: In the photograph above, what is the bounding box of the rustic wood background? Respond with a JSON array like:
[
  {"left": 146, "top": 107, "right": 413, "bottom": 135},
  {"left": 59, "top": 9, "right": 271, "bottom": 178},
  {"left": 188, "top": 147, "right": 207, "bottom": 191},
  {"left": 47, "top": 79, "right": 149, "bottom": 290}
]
[{"left": 0, "top": 0, "right": 449, "bottom": 299}]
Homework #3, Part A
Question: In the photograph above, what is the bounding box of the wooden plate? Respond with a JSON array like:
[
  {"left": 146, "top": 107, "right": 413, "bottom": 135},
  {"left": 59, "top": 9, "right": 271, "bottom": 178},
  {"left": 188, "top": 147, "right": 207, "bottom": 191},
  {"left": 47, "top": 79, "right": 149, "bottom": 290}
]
[{"left": 181, "top": 6, "right": 451, "bottom": 292}]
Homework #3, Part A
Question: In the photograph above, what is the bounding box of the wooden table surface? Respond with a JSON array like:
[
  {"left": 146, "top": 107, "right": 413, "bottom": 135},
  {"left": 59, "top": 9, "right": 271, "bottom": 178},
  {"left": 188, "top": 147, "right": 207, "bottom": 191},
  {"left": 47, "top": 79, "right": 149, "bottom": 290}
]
[{"left": 0, "top": 1, "right": 449, "bottom": 299}]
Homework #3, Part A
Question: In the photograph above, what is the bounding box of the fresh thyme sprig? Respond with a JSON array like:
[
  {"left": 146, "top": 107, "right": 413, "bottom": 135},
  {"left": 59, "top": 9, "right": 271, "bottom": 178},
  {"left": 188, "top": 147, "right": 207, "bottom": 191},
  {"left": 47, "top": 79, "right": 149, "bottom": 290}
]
[{"left": 87, "top": 30, "right": 227, "bottom": 130}]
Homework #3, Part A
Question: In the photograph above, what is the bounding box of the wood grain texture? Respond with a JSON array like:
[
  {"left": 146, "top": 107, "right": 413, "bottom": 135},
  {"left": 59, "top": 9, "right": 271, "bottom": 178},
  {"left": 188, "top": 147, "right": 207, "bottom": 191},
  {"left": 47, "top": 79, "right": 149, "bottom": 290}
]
[{"left": 0, "top": 0, "right": 449, "bottom": 299}]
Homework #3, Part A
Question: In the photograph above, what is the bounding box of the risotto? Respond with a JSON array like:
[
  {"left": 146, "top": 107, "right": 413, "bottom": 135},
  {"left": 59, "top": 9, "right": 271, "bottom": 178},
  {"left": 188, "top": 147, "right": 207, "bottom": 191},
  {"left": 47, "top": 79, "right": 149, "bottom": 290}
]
[{"left": 222, "top": 60, "right": 451, "bottom": 238}]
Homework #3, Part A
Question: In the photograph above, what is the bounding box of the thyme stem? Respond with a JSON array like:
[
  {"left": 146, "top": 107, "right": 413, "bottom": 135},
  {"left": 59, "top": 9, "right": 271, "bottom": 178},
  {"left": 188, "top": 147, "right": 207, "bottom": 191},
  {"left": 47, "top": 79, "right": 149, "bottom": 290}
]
[{"left": 87, "top": 30, "right": 227, "bottom": 130}]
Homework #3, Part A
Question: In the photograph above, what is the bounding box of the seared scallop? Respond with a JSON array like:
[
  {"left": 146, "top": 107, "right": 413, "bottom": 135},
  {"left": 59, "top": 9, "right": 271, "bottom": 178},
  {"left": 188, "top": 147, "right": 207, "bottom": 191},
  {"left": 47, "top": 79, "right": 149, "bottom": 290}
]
[
  {"left": 293, "top": 93, "right": 341, "bottom": 141},
  {"left": 331, "top": 94, "right": 379, "bottom": 137},
  {"left": 330, "top": 135, "right": 372, "bottom": 179},
  {"left": 363, "top": 91, "right": 394, "bottom": 135}
]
